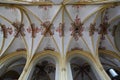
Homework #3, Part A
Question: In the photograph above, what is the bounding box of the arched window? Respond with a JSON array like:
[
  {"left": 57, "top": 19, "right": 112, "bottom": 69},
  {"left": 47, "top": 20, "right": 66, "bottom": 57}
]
[
  {"left": 99, "top": 53, "right": 120, "bottom": 80},
  {"left": 0, "top": 57, "right": 26, "bottom": 80}
]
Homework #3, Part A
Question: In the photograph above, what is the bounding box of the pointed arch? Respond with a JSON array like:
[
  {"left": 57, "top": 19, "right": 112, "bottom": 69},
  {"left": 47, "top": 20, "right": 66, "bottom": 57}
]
[
  {"left": 98, "top": 50, "right": 120, "bottom": 79},
  {"left": 66, "top": 50, "right": 111, "bottom": 80},
  {"left": 21, "top": 50, "right": 61, "bottom": 80},
  {"left": 0, "top": 51, "right": 27, "bottom": 80}
]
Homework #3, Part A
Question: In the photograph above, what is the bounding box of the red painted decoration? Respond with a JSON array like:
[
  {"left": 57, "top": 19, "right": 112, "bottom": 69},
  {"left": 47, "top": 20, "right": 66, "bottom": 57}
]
[
  {"left": 70, "top": 15, "right": 84, "bottom": 41},
  {"left": 41, "top": 21, "right": 54, "bottom": 37},
  {"left": 1, "top": 24, "right": 13, "bottom": 38},
  {"left": 27, "top": 23, "right": 41, "bottom": 38},
  {"left": 89, "top": 23, "right": 97, "bottom": 36},
  {"left": 56, "top": 23, "right": 64, "bottom": 37},
  {"left": 13, "top": 22, "right": 25, "bottom": 37},
  {"left": 99, "top": 10, "right": 109, "bottom": 40},
  {"left": 38, "top": 5, "right": 52, "bottom": 10}
]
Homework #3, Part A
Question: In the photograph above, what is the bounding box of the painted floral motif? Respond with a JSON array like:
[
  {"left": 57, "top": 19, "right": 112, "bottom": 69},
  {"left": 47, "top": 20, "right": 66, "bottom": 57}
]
[
  {"left": 56, "top": 23, "right": 64, "bottom": 37},
  {"left": 70, "top": 15, "right": 84, "bottom": 41},
  {"left": 38, "top": 5, "right": 52, "bottom": 10},
  {"left": 99, "top": 10, "right": 109, "bottom": 40},
  {"left": 27, "top": 23, "right": 41, "bottom": 38},
  {"left": 72, "top": 5, "right": 86, "bottom": 9},
  {"left": 13, "top": 22, "right": 25, "bottom": 37},
  {"left": 99, "top": 22, "right": 109, "bottom": 40},
  {"left": 1, "top": 25, "right": 13, "bottom": 38},
  {"left": 99, "top": 22, "right": 109, "bottom": 34},
  {"left": 72, "top": 5, "right": 86, "bottom": 13},
  {"left": 89, "top": 23, "right": 97, "bottom": 36},
  {"left": 41, "top": 21, "right": 54, "bottom": 36}
]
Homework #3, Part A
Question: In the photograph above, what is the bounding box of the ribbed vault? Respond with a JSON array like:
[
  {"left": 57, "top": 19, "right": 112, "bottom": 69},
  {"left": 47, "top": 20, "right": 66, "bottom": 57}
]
[{"left": 0, "top": 0, "right": 120, "bottom": 80}]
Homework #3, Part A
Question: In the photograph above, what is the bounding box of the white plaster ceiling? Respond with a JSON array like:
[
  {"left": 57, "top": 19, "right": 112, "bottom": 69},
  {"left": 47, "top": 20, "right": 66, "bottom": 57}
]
[
  {"left": 0, "top": 0, "right": 120, "bottom": 4},
  {"left": 0, "top": 2, "right": 120, "bottom": 58}
]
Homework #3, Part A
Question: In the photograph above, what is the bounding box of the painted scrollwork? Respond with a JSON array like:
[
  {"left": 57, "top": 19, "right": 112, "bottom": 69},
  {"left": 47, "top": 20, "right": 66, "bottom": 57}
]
[
  {"left": 38, "top": 5, "right": 52, "bottom": 10},
  {"left": 99, "top": 9, "right": 109, "bottom": 39}
]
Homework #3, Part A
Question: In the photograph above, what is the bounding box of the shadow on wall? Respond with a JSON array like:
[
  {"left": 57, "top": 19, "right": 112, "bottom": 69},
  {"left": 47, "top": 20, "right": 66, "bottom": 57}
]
[
  {"left": 99, "top": 53, "right": 120, "bottom": 80},
  {"left": 0, "top": 57, "right": 26, "bottom": 80}
]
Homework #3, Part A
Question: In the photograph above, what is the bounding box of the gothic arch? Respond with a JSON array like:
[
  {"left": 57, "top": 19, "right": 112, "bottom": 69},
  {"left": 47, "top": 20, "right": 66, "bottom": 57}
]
[
  {"left": 21, "top": 50, "right": 61, "bottom": 80},
  {"left": 0, "top": 51, "right": 27, "bottom": 80},
  {"left": 0, "top": 70, "right": 20, "bottom": 80},
  {"left": 98, "top": 50, "right": 120, "bottom": 79},
  {"left": 66, "top": 50, "right": 110, "bottom": 80}
]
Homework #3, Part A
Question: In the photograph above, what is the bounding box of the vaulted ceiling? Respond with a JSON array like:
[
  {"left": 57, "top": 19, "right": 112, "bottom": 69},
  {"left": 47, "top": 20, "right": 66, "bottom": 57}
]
[
  {"left": 0, "top": 0, "right": 120, "bottom": 4},
  {"left": 0, "top": 0, "right": 120, "bottom": 59},
  {"left": 0, "top": 1, "right": 120, "bottom": 80}
]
